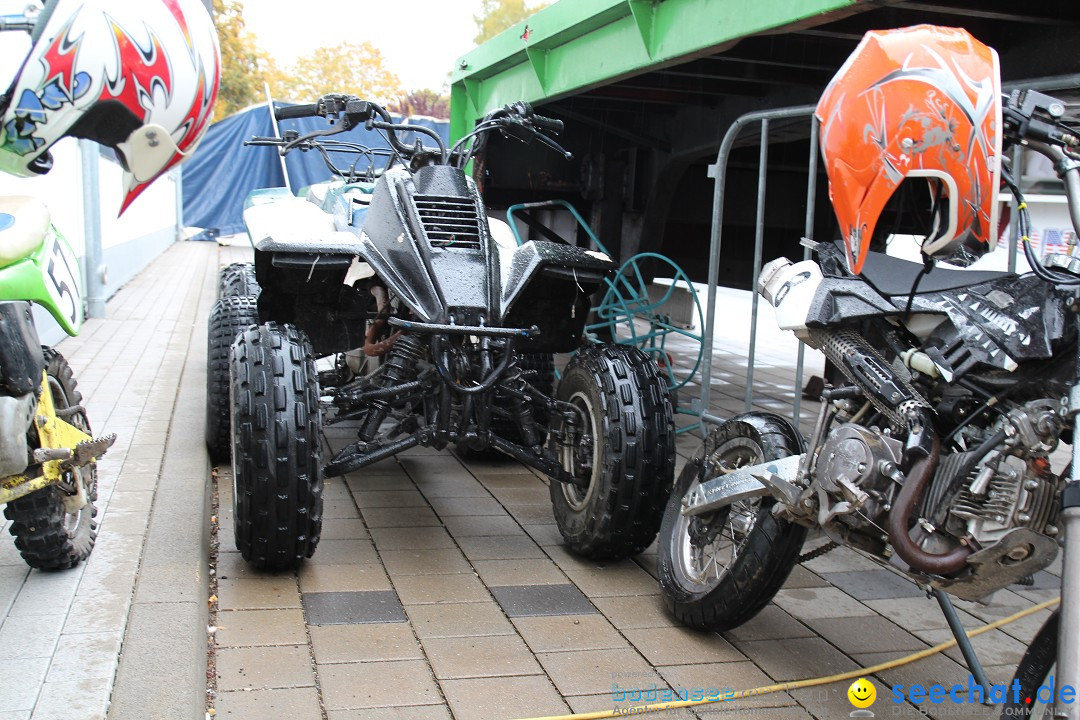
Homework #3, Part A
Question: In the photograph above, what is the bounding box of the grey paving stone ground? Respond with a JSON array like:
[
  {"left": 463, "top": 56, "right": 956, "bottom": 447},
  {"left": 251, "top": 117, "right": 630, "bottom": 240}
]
[{"left": 0, "top": 239, "right": 1060, "bottom": 720}]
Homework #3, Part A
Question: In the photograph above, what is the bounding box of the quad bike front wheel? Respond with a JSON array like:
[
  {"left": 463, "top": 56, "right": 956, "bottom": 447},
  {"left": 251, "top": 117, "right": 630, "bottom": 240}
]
[
  {"left": 549, "top": 344, "right": 674, "bottom": 560},
  {"left": 230, "top": 323, "right": 322, "bottom": 571},
  {"left": 657, "top": 413, "right": 806, "bottom": 630},
  {"left": 4, "top": 349, "right": 98, "bottom": 570},
  {"left": 205, "top": 295, "right": 259, "bottom": 461}
]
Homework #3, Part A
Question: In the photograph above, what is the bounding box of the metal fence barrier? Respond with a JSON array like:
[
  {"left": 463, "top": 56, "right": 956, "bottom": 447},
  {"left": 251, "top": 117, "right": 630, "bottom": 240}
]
[{"left": 694, "top": 105, "right": 817, "bottom": 431}]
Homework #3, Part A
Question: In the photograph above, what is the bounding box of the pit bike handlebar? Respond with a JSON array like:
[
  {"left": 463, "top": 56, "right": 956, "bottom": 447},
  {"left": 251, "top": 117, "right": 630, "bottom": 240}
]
[{"left": 1000, "top": 89, "right": 1080, "bottom": 285}]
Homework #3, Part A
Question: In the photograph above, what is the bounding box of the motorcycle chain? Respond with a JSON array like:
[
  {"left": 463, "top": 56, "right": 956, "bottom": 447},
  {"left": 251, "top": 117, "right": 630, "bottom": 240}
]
[{"left": 797, "top": 541, "right": 838, "bottom": 564}]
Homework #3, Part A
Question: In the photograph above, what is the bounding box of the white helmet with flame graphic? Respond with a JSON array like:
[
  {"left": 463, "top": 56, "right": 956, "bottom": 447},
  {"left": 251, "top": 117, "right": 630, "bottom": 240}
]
[{"left": 0, "top": 0, "right": 220, "bottom": 212}]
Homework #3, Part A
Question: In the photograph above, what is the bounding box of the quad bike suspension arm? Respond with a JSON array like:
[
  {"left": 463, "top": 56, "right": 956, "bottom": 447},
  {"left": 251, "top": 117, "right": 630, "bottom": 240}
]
[
  {"left": 488, "top": 432, "right": 577, "bottom": 485},
  {"left": 323, "top": 433, "right": 420, "bottom": 478}
]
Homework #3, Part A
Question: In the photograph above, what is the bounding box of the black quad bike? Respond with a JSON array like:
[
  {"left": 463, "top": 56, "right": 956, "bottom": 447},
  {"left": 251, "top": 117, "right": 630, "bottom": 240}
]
[{"left": 206, "top": 96, "right": 675, "bottom": 571}]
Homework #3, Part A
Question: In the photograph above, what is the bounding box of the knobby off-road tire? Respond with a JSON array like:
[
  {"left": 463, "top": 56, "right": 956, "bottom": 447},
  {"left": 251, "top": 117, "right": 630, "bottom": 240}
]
[
  {"left": 4, "top": 349, "right": 98, "bottom": 570},
  {"left": 230, "top": 323, "right": 322, "bottom": 571},
  {"left": 205, "top": 295, "right": 259, "bottom": 461},
  {"left": 217, "top": 262, "right": 260, "bottom": 299},
  {"left": 657, "top": 413, "right": 806, "bottom": 631},
  {"left": 550, "top": 344, "right": 675, "bottom": 560},
  {"left": 1001, "top": 610, "right": 1058, "bottom": 719}
]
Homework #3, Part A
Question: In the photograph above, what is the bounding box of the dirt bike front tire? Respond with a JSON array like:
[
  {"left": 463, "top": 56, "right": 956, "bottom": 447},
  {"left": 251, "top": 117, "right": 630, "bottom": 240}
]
[
  {"left": 657, "top": 413, "right": 806, "bottom": 631},
  {"left": 1000, "top": 610, "right": 1058, "bottom": 719}
]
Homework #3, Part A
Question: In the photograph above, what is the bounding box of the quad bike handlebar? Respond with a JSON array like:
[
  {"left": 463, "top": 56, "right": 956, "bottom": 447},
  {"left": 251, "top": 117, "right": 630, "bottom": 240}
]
[
  {"left": 262, "top": 95, "right": 448, "bottom": 167},
  {"left": 252, "top": 94, "right": 569, "bottom": 180},
  {"left": 274, "top": 103, "right": 321, "bottom": 121}
]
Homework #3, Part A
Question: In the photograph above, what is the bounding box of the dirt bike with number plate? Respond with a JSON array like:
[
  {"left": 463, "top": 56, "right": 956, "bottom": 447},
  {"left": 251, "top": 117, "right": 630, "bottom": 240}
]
[
  {"left": 0, "top": 0, "right": 218, "bottom": 569},
  {"left": 217, "top": 94, "right": 675, "bottom": 572},
  {"left": 656, "top": 27, "right": 1080, "bottom": 719}
]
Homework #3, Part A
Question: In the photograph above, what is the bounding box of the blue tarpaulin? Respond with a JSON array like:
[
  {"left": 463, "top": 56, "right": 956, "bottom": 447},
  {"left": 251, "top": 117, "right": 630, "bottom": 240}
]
[{"left": 180, "top": 104, "right": 450, "bottom": 236}]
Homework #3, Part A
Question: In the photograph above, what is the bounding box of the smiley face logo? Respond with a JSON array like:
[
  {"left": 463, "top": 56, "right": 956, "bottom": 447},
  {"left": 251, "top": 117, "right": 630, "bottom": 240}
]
[{"left": 848, "top": 677, "right": 876, "bottom": 709}]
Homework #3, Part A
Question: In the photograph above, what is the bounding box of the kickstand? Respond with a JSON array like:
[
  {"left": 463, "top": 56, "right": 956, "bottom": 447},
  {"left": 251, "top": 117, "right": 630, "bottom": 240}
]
[{"left": 932, "top": 589, "right": 993, "bottom": 704}]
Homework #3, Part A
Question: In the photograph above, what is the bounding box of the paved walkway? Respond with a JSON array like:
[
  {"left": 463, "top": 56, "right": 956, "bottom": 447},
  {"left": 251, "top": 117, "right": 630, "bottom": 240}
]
[
  {"left": 0, "top": 241, "right": 215, "bottom": 719},
  {"left": 0, "top": 240, "right": 1062, "bottom": 720}
]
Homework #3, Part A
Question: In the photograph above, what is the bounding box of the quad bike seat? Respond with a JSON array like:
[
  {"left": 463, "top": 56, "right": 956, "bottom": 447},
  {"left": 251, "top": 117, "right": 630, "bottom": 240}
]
[
  {"left": 860, "top": 250, "right": 1014, "bottom": 297},
  {"left": 242, "top": 193, "right": 362, "bottom": 257},
  {"left": 0, "top": 196, "right": 49, "bottom": 270}
]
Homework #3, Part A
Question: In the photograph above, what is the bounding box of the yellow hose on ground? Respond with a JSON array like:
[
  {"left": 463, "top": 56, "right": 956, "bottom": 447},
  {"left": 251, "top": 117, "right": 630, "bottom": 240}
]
[{"left": 515, "top": 596, "right": 1061, "bottom": 720}]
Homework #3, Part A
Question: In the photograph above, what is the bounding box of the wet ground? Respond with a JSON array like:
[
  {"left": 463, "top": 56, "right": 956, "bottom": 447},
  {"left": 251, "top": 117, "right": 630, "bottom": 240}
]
[{"left": 0, "top": 240, "right": 1060, "bottom": 720}]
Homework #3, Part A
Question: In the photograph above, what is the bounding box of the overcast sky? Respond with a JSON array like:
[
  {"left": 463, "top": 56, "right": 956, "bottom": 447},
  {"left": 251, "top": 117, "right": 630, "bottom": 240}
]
[{"left": 240, "top": 0, "right": 487, "bottom": 92}]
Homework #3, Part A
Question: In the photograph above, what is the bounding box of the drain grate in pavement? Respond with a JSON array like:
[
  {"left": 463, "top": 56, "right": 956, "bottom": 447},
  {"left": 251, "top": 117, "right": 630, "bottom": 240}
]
[
  {"left": 302, "top": 590, "right": 407, "bottom": 625},
  {"left": 489, "top": 584, "right": 596, "bottom": 617}
]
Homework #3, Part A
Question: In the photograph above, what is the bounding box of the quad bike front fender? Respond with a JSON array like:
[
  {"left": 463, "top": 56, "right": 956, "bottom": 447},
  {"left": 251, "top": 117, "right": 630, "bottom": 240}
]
[
  {"left": 498, "top": 240, "right": 612, "bottom": 314},
  {"left": 498, "top": 241, "right": 614, "bottom": 353}
]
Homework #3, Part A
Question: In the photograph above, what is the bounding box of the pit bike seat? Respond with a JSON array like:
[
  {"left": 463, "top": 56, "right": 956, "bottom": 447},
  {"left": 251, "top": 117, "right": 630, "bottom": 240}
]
[
  {"left": 860, "top": 250, "right": 1014, "bottom": 297},
  {"left": 0, "top": 196, "right": 49, "bottom": 270}
]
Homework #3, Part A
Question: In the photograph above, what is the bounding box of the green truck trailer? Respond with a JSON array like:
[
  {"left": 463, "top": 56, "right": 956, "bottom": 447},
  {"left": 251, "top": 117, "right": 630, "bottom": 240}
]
[{"left": 450, "top": 0, "right": 1080, "bottom": 287}]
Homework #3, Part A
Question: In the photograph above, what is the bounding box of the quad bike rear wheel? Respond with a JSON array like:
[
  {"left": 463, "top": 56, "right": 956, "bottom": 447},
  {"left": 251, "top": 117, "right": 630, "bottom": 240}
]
[
  {"left": 217, "top": 262, "right": 260, "bottom": 299},
  {"left": 549, "top": 344, "right": 674, "bottom": 560},
  {"left": 205, "top": 295, "right": 259, "bottom": 461},
  {"left": 4, "top": 349, "right": 98, "bottom": 570},
  {"left": 230, "top": 323, "right": 322, "bottom": 571},
  {"left": 657, "top": 413, "right": 806, "bottom": 630}
]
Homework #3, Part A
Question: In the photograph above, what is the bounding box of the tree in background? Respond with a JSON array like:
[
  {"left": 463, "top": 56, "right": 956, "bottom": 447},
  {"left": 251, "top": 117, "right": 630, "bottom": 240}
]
[
  {"left": 214, "top": 4, "right": 420, "bottom": 120},
  {"left": 388, "top": 89, "right": 450, "bottom": 119},
  {"left": 274, "top": 42, "right": 403, "bottom": 105},
  {"left": 212, "top": 0, "right": 278, "bottom": 121},
  {"left": 473, "top": 0, "right": 547, "bottom": 45}
]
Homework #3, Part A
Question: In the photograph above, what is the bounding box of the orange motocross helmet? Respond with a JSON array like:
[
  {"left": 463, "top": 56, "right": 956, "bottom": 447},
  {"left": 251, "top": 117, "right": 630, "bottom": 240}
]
[{"left": 816, "top": 25, "right": 1003, "bottom": 273}]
